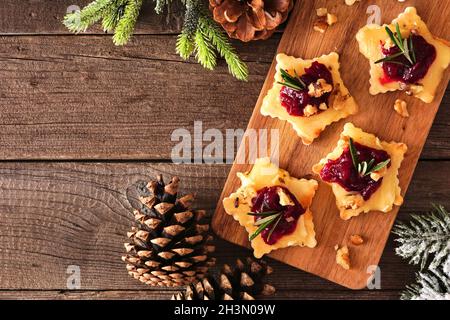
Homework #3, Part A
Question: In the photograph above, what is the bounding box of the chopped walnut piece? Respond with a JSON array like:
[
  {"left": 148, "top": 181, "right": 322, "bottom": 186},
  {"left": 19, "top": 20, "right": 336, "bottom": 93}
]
[
  {"left": 304, "top": 105, "right": 318, "bottom": 117},
  {"left": 308, "top": 78, "right": 333, "bottom": 98},
  {"left": 327, "top": 13, "right": 338, "bottom": 26},
  {"left": 316, "top": 7, "right": 327, "bottom": 17},
  {"left": 277, "top": 187, "right": 294, "bottom": 206},
  {"left": 370, "top": 166, "right": 387, "bottom": 182},
  {"left": 345, "top": 0, "right": 360, "bottom": 5},
  {"left": 313, "top": 19, "right": 328, "bottom": 33},
  {"left": 342, "top": 194, "right": 364, "bottom": 210},
  {"left": 394, "top": 99, "right": 409, "bottom": 118},
  {"left": 319, "top": 102, "right": 328, "bottom": 110},
  {"left": 350, "top": 234, "right": 364, "bottom": 245},
  {"left": 336, "top": 246, "right": 351, "bottom": 270}
]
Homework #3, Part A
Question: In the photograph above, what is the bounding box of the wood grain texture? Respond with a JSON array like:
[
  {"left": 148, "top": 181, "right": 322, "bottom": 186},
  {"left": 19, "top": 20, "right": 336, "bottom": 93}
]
[
  {"left": 0, "top": 0, "right": 184, "bottom": 35},
  {"left": 0, "top": 289, "right": 402, "bottom": 300},
  {"left": 0, "top": 162, "right": 448, "bottom": 298},
  {"left": 212, "top": 0, "right": 450, "bottom": 289},
  {"left": 0, "top": 34, "right": 448, "bottom": 160}
]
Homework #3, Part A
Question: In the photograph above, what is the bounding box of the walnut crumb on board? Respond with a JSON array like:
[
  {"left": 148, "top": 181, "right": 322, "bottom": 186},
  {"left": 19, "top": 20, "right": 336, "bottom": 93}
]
[
  {"left": 350, "top": 234, "right": 364, "bottom": 245},
  {"left": 327, "top": 13, "right": 338, "bottom": 26},
  {"left": 345, "top": 0, "right": 360, "bottom": 5},
  {"left": 394, "top": 99, "right": 409, "bottom": 117},
  {"left": 313, "top": 19, "right": 328, "bottom": 33},
  {"left": 336, "top": 246, "right": 351, "bottom": 270},
  {"left": 316, "top": 8, "right": 327, "bottom": 17}
]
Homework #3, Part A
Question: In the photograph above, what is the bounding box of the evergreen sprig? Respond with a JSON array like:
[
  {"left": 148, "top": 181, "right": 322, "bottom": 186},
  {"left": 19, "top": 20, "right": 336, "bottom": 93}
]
[
  {"left": 348, "top": 138, "right": 391, "bottom": 177},
  {"left": 63, "top": 0, "right": 248, "bottom": 80},
  {"left": 375, "top": 23, "right": 416, "bottom": 66},
  {"left": 393, "top": 204, "right": 450, "bottom": 270},
  {"left": 393, "top": 204, "right": 450, "bottom": 300}
]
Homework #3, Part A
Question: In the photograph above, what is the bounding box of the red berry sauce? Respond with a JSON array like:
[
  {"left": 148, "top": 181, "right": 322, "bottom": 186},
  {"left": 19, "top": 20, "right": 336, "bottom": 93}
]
[
  {"left": 279, "top": 62, "right": 333, "bottom": 117},
  {"left": 380, "top": 34, "right": 436, "bottom": 84},
  {"left": 320, "top": 142, "right": 390, "bottom": 200},
  {"left": 251, "top": 186, "right": 305, "bottom": 245}
]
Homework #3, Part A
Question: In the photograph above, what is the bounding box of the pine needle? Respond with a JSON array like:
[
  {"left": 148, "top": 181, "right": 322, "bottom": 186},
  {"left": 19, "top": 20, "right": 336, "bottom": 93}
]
[
  {"left": 102, "top": 0, "right": 127, "bottom": 32},
  {"left": 194, "top": 27, "right": 217, "bottom": 70},
  {"left": 393, "top": 204, "right": 450, "bottom": 300},
  {"left": 64, "top": 0, "right": 113, "bottom": 33},
  {"left": 176, "top": 32, "right": 195, "bottom": 60},
  {"left": 113, "top": 0, "right": 143, "bottom": 46},
  {"left": 199, "top": 15, "right": 248, "bottom": 81},
  {"left": 393, "top": 204, "right": 450, "bottom": 270}
]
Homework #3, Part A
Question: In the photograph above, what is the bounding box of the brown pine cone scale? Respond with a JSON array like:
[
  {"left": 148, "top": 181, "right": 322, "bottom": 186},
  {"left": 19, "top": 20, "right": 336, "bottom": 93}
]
[
  {"left": 209, "top": 0, "right": 293, "bottom": 42},
  {"left": 122, "top": 175, "right": 215, "bottom": 287}
]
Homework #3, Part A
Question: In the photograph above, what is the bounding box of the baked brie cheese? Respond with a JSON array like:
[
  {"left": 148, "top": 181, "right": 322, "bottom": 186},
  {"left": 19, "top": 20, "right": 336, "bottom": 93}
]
[
  {"left": 313, "top": 123, "right": 407, "bottom": 220},
  {"left": 223, "top": 157, "right": 318, "bottom": 258},
  {"left": 261, "top": 52, "right": 358, "bottom": 145},
  {"left": 356, "top": 7, "right": 450, "bottom": 103}
]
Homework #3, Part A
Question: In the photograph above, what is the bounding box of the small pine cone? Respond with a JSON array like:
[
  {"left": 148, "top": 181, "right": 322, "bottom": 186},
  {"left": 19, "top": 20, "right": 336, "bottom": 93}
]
[
  {"left": 209, "top": 0, "right": 294, "bottom": 42},
  {"left": 122, "top": 175, "right": 216, "bottom": 287},
  {"left": 172, "top": 257, "right": 275, "bottom": 300}
]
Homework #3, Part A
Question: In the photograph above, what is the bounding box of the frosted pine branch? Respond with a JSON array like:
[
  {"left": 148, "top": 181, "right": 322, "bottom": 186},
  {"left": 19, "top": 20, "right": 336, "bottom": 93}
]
[{"left": 393, "top": 204, "right": 450, "bottom": 270}]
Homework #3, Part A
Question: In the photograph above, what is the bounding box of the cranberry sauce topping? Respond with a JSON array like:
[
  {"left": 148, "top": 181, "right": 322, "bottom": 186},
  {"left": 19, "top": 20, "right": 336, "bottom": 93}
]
[
  {"left": 251, "top": 186, "right": 305, "bottom": 245},
  {"left": 320, "top": 142, "right": 390, "bottom": 200},
  {"left": 279, "top": 62, "right": 333, "bottom": 117},
  {"left": 380, "top": 34, "right": 436, "bottom": 84}
]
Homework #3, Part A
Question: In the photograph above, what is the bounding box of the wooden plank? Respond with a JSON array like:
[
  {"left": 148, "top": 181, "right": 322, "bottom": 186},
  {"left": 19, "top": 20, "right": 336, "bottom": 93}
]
[
  {"left": 0, "top": 289, "right": 401, "bottom": 300},
  {"left": 212, "top": 0, "right": 450, "bottom": 289},
  {"left": 0, "top": 161, "right": 447, "bottom": 293},
  {"left": 0, "top": 35, "right": 448, "bottom": 160},
  {"left": 0, "top": 0, "right": 184, "bottom": 34}
]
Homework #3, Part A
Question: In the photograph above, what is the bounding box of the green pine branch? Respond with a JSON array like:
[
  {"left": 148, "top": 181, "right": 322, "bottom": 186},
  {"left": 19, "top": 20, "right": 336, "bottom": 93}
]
[
  {"left": 64, "top": 0, "right": 249, "bottom": 80},
  {"left": 176, "top": 0, "right": 248, "bottom": 80},
  {"left": 64, "top": 0, "right": 113, "bottom": 33},
  {"left": 198, "top": 15, "right": 248, "bottom": 81},
  {"left": 113, "top": 0, "right": 143, "bottom": 45},
  {"left": 102, "top": 0, "right": 127, "bottom": 32}
]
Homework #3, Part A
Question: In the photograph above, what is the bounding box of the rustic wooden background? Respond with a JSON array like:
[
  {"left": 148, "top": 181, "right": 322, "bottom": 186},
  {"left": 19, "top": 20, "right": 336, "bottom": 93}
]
[{"left": 0, "top": 0, "right": 448, "bottom": 299}]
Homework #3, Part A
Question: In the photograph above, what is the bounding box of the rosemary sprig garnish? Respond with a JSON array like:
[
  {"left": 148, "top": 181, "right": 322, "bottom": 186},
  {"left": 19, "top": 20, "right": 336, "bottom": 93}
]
[
  {"left": 248, "top": 210, "right": 282, "bottom": 241},
  {"left": 348, "top": 138, "right": 391, "bottom": 177},
  {"left": 277, "top": 68, "right": 306, "bottom": 91},
  {"left": 374, "top": 23, "right": 416, "bottom": 66}
]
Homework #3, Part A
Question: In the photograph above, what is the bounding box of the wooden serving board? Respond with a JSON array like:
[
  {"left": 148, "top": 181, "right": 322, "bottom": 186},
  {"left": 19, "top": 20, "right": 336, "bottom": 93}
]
[{"left": 212, "top": 0, "right": 450, "bottom": 289}]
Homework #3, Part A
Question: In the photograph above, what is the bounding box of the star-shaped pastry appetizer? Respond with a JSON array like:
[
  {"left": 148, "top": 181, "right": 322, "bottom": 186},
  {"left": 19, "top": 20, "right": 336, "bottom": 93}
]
[
  {"left": 356, "top": 7, "right": 450, "bottom": 103},
  {"left": 223, "top": 157, "right": 318, "bottom": 258},
  {"left": 261, "top": 52, "right": 358, "bottom": 145},
  {"left": 313, "top": 123, "right": 407, "bottom": 220}
]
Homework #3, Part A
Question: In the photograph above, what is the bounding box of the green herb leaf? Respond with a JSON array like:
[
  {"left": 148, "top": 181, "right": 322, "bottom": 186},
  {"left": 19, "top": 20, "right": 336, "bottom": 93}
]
[
  {"left": 385, "top": 26, "right": 403, "bottom": 51},
  {"left": 396, "top": 23, "right": 404, "bottom": 46},
  {"left": 367, "top": 159, "right": 391, "bottom": 174},
  {"left": 378, "top": 23, "right": 416, "bottom": 67},
  {"left": 402, "top": 38, "right": 414, "bottom": 65},
  {"left": 348, "top": 138, "right": 359, "bottom": 171},
  {"left": 374, "top": 51, "right": 405, "bottom": 64},
  {"left": 249, "top": 216, "right": 276, "bottom": 241},
  {"left": 254, "top": 213, "right": 281, "bottom": 226},
  {"left": 247, "top": 211, "right": 280, "bottom": 217},
  {"left": 409, "top": 36, "right": 416, "bottom": 64},
  {"left": 278, "top": 69, "right": 306, "bottom": 91},
  {"left": 266, "top": 214, "right": 283, "bottom": 242}
]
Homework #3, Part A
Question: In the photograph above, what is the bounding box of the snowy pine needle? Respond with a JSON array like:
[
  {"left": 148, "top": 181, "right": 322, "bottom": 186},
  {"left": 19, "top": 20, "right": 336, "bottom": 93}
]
[
  {"left": 393, "top": 204, "right": 450, "bottom": 270},
  {"left": 393, "top": 204, "right": 450, "bottom": 300}
]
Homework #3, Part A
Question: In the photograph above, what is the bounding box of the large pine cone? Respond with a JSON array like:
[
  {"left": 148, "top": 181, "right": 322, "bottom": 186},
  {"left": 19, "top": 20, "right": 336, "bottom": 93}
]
[
  {"left": 172, "top": 258, "right": 275, "bottom": 300},
  {"left": 122, "top": 175, "right": 215, "bottom": 287},
  {"left": 209, "top": 0, "right": 293, "bottom": 42}
]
